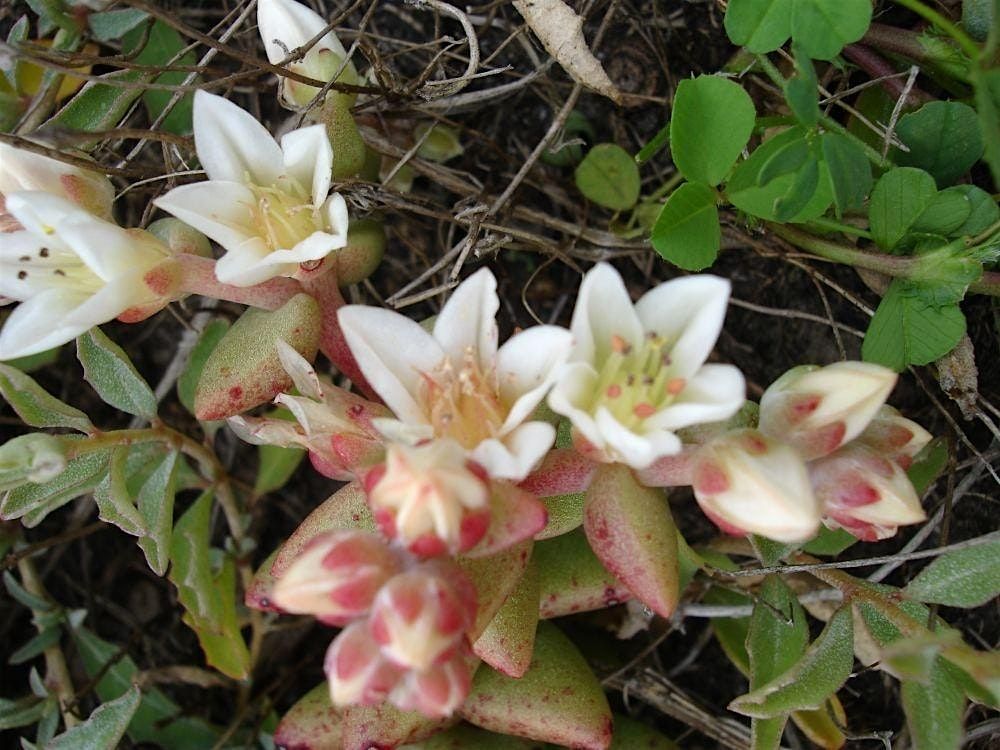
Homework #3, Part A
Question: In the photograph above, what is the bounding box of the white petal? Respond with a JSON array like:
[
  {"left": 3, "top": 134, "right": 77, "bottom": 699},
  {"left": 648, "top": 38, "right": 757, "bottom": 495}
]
[
  {"left": 0, "top": 143, "right": 73, "bottom": 196},
  {"left": 5, "top": 192, "right": 82, "bottom": 244},
  {"left": 281, "top": 125, "right": 333, "bottom": 204},
  {"left": 595, "top": 407, "right": 681, "bottom": 470},
  {"left": 275, "top": 339, "right": 323, "bottom": 399},
  {"left": 257, "top": 0, "right": 349, "bottom": 64},
  {"left": 635, "top": 275, "right": 731, "bottom": 378},
  {"left": 324, "top": 193, "right": 349, "bottom": 236},
  {"left": 58, "top": 216, "right": 162, "bottom": 281},
  {"left": 252, "top": 230, "right": 346, "bottom": 267},
  {"left": 646, "top": 364, "right": 746, "bottom": 431},
  {"left": 469, "top": 421, "right": 555, "bottom": 480},
  {"left": 496, "top": 324, "right": 572, "bottom": 434},
  {"left": 193, "top": 91, "right": 284, "bottom": 186},
  {"left": 338, "top": 305, "right": 444, "bottom": 423},
  {"left": 0, "top": 289, "right": 89, "bottom": 359},
  {"left": 0, "top": 231, "right": 48, "bottom": 298},
  {"left": 372, "top": 417, "right": 433, "bottom": 445},
  {"left": 546, "top": 362, "right": 604, "bottom": 449},
  {"left": 214, "top": 239, "right": 289, "bottom": 286},
  {"left": 432, "top": 268, "right": 499, "bottom": 367},
  {"left": 153, "top": 181, "right": 258, "bottom": 252},
  {"left": 570, "top": 263, "right": 643, "bottom": 364}
]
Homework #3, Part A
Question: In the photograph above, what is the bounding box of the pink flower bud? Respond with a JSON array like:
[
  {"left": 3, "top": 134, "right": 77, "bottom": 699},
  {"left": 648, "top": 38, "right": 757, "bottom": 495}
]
[
  {"left": 368, "top": 563, "right": 477, "bottom": 671},
  {"left": 365, "top": 440, "right": 492, "bottom": 557},
  {"left": 389, "top": 648, "right": 474, "bottom": 718},
  {"left": 810, "top": 443, "right": 927, "bottom": 541},
  {"left": 759, "top": 362, "right": 897, "bottom": 460},
  {"left": 324, "top": 621, "right": 403, "bottom": 707},
  {"left": 271, "top": 531, "right": 402, "bottom": 625},
  {"left": 855, "top": 406, "right": 932, "bottom": 470},
  {"left": 692, "top": 429, "right": 821, "bottom": 543}
]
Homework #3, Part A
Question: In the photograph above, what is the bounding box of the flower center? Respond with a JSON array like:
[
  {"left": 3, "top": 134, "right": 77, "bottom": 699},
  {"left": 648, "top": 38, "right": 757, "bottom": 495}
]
[
  {"left": 420, "top": 349, "right": 506, "bottom": 449},
  {"left": 246, "top": 178, "right": 323, "bottom": 251},
  {"left": 12, "top": 243, "right": 103, "bottom": 297},
  {"left": 590, "top": 332, "right": 686, "bottom": 429}
]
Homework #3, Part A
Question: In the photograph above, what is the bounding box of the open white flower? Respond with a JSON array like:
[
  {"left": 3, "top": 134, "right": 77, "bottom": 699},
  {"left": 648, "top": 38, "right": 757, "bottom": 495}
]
[
  {"left": 0, "top": 192, "right": 169, "bottom": 359},
  {"left": 338, "top": 268, "right": 572, "bottom": 480},
  {"left": 153, "top": 90, "right": 348, "bottom": 287},
  {"left": 258, "top": 0, "right": 359, "bottom": 108},
  {"left": 0, "top": 142, "right": 114, "bottom": 220},
  {"left": 549, "top": 263, "right": 745, "bottom": 470}
]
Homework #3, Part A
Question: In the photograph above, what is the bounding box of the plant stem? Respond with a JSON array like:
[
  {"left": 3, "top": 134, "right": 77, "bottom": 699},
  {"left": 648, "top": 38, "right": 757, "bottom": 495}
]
[
  {"left": 804, "top": 216, "right": 874, "bottom": 240},
  {"left": 176, "top": 254, "right": 303, "bottom": 310},
  {"left": 16, "top": 556, "right": 78, "bottom": 729},
  {"left": 888, "top": 0, "right": 981, "bottom": 60}
]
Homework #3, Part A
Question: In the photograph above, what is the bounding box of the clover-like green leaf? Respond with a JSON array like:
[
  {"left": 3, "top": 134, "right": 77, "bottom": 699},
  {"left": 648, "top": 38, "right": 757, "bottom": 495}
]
[
  {"left": 574, "top": 143, "right": 641, "bottom": 211},
  {"left": 651, "top": 182, "right": 721, "bottom": 271}
]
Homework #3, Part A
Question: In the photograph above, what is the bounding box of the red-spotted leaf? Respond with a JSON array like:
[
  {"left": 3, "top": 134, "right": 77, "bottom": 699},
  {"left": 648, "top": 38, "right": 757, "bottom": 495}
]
[
  {"left": 341, "top": 701, "right": 449, "bottom": 750},
  {"left": 273, "top": 682, "right": 342, "bottom": 750},
  {"left": 473, "top": 555, "right": 540, "bottom": 677},
  {"left": 461, "top": 541, "right": 533, "bottom": 641},
  {"left": 535, "top": 527, "right": 630, "bottom": 618},
  {"left": 519, "top": 448, "right": 597, "bottom": 498},
  {"left": 461, "top": 621, "right": 613, "bottom": 750},
  {"left": 270, "top": 482, "right": 375, "bottom": 580},
  {"left": 194, "top": 293, "right": 321, "bottom": 420},
  {"left": 464, "top": 483, "right": 547, "bottom": 559},
  {"left": 583, "top": 463, "right": 679, "bottom": 618},
  {"left": 245, "top": 548, "right": 282, "bottom": 612}
]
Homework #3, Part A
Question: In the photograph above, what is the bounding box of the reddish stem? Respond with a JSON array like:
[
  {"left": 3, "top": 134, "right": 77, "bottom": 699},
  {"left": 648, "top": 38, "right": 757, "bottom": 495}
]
[
  {"left": 177, "top": 254, "right": 303, "bottom": 310},
  {"left": 842, "top": 44, "right": 931, "bottom": 103},
  {"left": 298, "top": 265, "right": 378, "bottom": 400}
]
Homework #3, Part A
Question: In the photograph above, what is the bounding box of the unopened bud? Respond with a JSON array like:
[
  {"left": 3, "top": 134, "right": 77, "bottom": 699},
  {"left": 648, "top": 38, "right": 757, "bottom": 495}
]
[
  {"left": 855, "top": 406, "right": 932, "bottom": 470},
  {"left": 271, "top": 531, "right": 402, "bottom": 624},
  {"left": 389, "top": 648, "right": 473, "bottom": 718},
  {"left": 759, "top": 362, "right": 897, "bottom": 460},
  {"left": 147, "top": 218, "right": 213, "bottom": 258},
  {"left": 0, "top": 433, "right": 67, "bottom": 490},
  {"left": 324, "top": 621, "right": 403, "bottom": 707},
  {"left": 368, "top": 563, "right": 477, "bottom": 671},
  {"left": 365, "top": 440, "right": 491, "bottom": 557},
  {"left": 810, "top": 443, "right": 926, "bottom": 542},
  {"left": 692, "top": 429, "right": 821, "bottom": 543}
]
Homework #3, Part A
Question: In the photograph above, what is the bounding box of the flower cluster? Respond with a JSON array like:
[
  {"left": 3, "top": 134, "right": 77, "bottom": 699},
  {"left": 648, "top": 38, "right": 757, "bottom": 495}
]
[{"left": 692, "top": 362, "right": 930, "bottom": 542}]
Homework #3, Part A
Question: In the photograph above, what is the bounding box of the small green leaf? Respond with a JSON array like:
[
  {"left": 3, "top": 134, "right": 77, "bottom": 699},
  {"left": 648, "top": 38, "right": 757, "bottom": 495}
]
[
  {"left": 122, "top": 20, "right": 196, "bottom": 134},
  {"left": 136, "top": 450, "right": 180, "bottom": 576},
  {"left": 730, "top": 605, "right": 854, "bottom": 718},
  {"left": 970, "top": 67, "right": 1000, "bottom": 190},
  {"left": 93, "top": 448, "right": 148, "bottom": 537},
  {"left": 635, "top": 121, "right": 671, "bottom": 165},
  {"left": 790, "top": 0, "right": 872, "bottom": 60},
  {"left": 254, "top": 444, "right": 306, "bottom": 495},
  {"left": 46, "top": 686, "right": 140, "bottom": 750},
  {"left": 862, "top": 280, "right": 966, "bottom": 371},
  {"left": 2, "top": 346, "right": 60, "bottom": 373},
  {"left": 949, "top": 185, "right": 999, "bottom": 237},
  {"left": 802, "top": 526, "right": 857, "bottom": 556},
  {"left": 727, "top": 127, "right": 833, "bottom": 222},
  {"left": 751, "top": 537, "right": 797, "bottom": 567},
  {"left": 757, "top": 136, "right": 811, "bottom": 185},
  {"left": 0, "top": 364, "right": 93, "bottom": 433},
  {"left": 773, "top": 154, "right": 819, "bottom": 221},
  {"left": 169, "top": 490, "right": 251, "bottom": 678},
  {"left": 610, "top": 714, "right": 678, "bottom": 749},
  {"left": 724, "top": 0, "right": 794, "bottom": 53},
  {"left": 77, "top": 328, "right": 157, "bottom": 419},
  {"left": 820, "top": 131, "right": 872, "bottom": 216},
  {"left": 671, "top": 75, "right": 756, "bottom": 186},
  {"left": 784, "top": 50, "right": 819, "bottom": 127},
  {"left": 0, "top": 696, "right": 50, "bottom": 730},
  {"left": 0, "top": 445, "right": 110, "bottom": 526},
  {"left": 901, "top": 659, "right": 966, "bottom": 750},
  {"left": 896, "top": 101, "right": 984, "bottom": 187},
  {"left": 3, "top": 570, "right": 53, "bottom": 611},
  {"left": 50, "top": 69, "right": 149, "bottom": 139},
  {"left": 907, "top": 437, "right": 948, "bottom": 495},
  {"left": 176, "top": 318, "right": 230, "bottom": 416},
  {"left": 869, "top": 168, "right": 938, "bottom": 251},
  {"left": 574, "top": 143, "right": 641, "bottom": 211},
  {"left": 911, "top": 187, "right": 973, "bottom": 237},
  {"left": 87, "top": 9, "right": 149, "bottom": 41},
  {"left": 650, "top": 182, "right": 721, "bottom": 271},
  {"left": 9, "top": 625, "right": 62, "bottom": 665},
  {"left": 903, "top": 538, "right": 1000, "bottom": 608}
]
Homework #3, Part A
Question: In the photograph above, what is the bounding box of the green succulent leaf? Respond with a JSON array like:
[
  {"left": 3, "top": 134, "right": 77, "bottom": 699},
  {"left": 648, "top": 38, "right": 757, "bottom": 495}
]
[
  {"left": 77, "top": 328, "right": 157, "bottom": 419},
  {"left": 135, "top": 449, "right": 180, "bottom": 576}
]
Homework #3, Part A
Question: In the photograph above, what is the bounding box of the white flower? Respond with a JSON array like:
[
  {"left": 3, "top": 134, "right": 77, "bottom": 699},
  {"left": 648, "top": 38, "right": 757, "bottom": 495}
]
[
  {"left": 0, "top": 142, "right": 114, "bottom": 219},
  {"left": 548, "top": 263, "right": 745, "bottom": 470},
  {"left": 258, "top": 0, "right": 359, "bottom": 108},
  {"left": 692, "top": 429, "right": 821, "bottom": 543},
  {"left": 0, "top": 192, "right": 169, "bottom": 359},
  {"left": 153, "top": 91, "right": 349, "bottom": 287},
  {"left": 759, "top": 361, "right": 898, "bottom": 460},
  {"left": 338, "top": 268, "right": 572, "bottom": 480}
]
